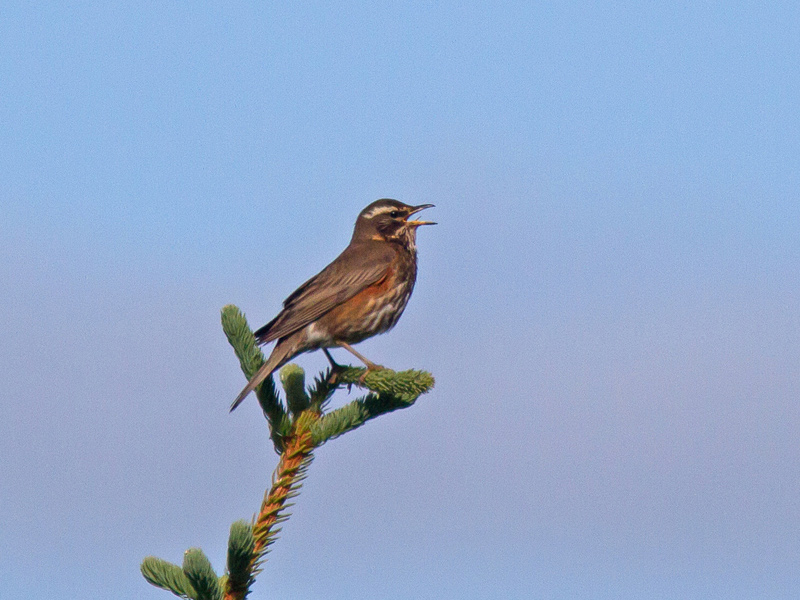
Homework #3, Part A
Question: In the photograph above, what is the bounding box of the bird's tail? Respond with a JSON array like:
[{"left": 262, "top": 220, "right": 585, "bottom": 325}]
[{"left": 229, "top": 338, "right": 297, "bottom": 412}]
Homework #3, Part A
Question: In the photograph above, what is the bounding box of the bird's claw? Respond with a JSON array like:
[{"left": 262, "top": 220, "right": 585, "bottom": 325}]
[
  {"left": 327, "top": 364, "right": 346, "bottom": 386},
  {"left": 358, "top": 363, "right": 385, "bottom": 385}
]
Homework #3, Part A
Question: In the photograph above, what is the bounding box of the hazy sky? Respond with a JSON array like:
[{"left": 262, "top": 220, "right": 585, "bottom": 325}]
[{"left": 2, "top": 3, "right": 798, "bottom": 599}]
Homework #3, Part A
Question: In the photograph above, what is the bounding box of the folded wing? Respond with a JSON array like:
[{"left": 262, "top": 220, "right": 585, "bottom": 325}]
[{"left": 255, "top": 241, "right": 396, "bottom": 344}]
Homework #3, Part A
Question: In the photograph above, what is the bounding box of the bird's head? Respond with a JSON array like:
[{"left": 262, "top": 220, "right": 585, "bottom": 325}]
[{"left": 352, "top": 199, "right": 436, "bottom": 249}]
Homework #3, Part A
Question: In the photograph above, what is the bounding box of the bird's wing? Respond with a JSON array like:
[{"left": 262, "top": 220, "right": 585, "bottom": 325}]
[{"left": 254, "top": 241, "right": 396, "bottom": 344}]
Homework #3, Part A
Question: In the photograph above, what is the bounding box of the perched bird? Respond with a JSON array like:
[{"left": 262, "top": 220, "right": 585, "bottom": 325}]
[{"left": 230, "top": 199, "right": 435, "bottom": 411}]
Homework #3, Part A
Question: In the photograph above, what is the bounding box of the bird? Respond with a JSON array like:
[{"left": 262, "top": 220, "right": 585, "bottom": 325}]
[{"left": 230, "top": 199, "right": 435, "bottom": 411}]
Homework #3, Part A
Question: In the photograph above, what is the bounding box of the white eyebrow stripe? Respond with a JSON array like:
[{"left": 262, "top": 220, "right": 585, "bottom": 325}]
[{"left": 363, "top": 205, "right": 401, "bottom": 219}]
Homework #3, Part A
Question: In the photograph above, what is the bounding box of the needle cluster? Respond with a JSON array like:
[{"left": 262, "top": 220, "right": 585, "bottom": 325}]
[{"left": 141, "top": 304, "right": 434, "bottom": 599}]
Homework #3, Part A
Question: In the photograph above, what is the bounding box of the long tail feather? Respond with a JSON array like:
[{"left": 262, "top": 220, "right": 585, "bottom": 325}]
[
  {"left": 230, "top": 338, "right": 296, "bottom": 412},
  {"left": 230, "top": 362, "right": 272, "bottom": 412}
]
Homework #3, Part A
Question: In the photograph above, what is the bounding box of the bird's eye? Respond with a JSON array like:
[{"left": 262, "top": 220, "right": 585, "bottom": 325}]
[{"left": 389, "top": 210, "right": 400, "bottom": 218}]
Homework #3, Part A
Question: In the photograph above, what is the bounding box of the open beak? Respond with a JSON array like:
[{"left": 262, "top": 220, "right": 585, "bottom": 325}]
[{"left": 406, "top": 203, "right": 436, "bottom": 227}]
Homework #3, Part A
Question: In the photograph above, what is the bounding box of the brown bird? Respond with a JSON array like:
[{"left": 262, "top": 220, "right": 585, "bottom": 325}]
[{"left": 230, "top": 199, "right": 435, "bottom": 411}]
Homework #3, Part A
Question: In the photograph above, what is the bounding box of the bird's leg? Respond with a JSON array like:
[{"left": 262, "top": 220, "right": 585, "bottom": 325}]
[
  {"left": 323, "top": 348, "right": 343, "bottom": 370},
  {"left": 323, "top": 348, "right": 352, "bottom": 386},
  {"left": 337, "top": 342, "right": 383, "bottom": 369},
  {"left": 337, "top": 342, "right": 385, "bottom": 383}
]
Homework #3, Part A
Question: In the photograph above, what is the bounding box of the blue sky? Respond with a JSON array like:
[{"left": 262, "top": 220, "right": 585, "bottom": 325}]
[{"left": 1, "top": 2, "right": 798, "bottom": 599}]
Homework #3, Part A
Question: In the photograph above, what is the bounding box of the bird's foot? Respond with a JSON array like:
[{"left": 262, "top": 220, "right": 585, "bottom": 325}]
[
  {"left": 323, "top": 348, "right": 347, "bottom": 385},
  {"left": 358, "top": 362, "right": 385, "bottom": 384},
  {"left": 326, "top": 363, "right": 348, "bottom": 386}
]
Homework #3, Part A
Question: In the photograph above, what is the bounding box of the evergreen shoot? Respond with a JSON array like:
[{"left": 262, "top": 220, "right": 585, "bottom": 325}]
[{"left": 141, "top": 304, "right": 434, "bottom": 599}]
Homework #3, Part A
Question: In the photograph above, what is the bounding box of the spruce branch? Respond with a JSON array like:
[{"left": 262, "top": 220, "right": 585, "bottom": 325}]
[
  {"left": 224, "top": 411, "right": 318, "bottom": 600},
  {"left": 143, "top": 304, "right": 434, "bottom": 599},
  {"left": 310, "top": 367, "right": 435, "bottom": 445},
  {"left": 280, "top": 364, "right": 310, "bottom": 416},
  {"left": 255, "top": 383, "right": 291, "bottom": 453},
  {"left": 220, "top": 305, "right": 265, "bottom": 381},
  {"left": 332, "top": 366, "right": 435, "bottom": 401},
  {"left": 141, "top": 556, "right": 197, "bottom": 599},
  {"left": 307, "top": 368, "right": 338, "bottom": 412},
  {"left": 183, "top": 549, "right": 223, "bottom": 600},
  {"left": 310, "top": 391, "right": 409, "bottom": 445},
  {"left": 225, "top": 521, "right": 256, "bottom": 598},
  {"left": 221, "top": 304, "right": 288, "bottom": 452}
]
